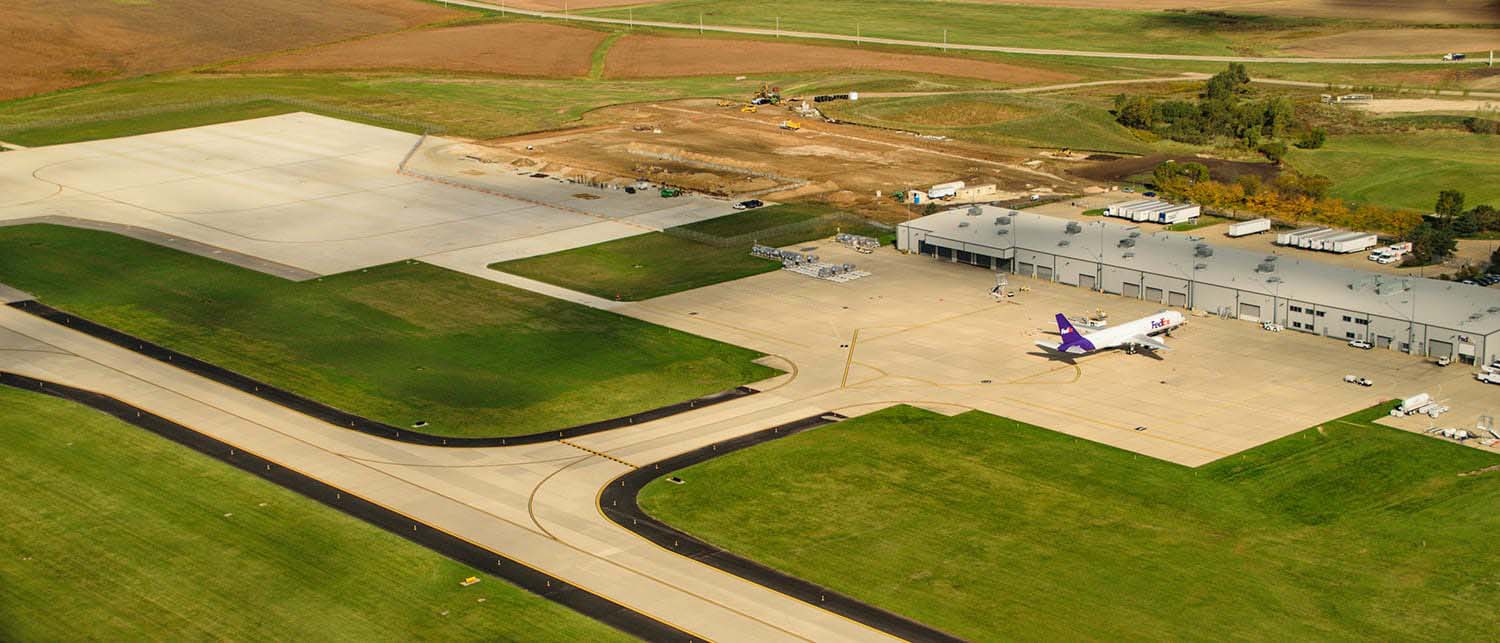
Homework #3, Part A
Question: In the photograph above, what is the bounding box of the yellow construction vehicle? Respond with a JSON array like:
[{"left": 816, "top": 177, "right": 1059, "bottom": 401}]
[
  {"left": 716, "top": 99, "right": 737, "bottom": 107},
  {"left": 780, "top": 120, "right": 802, "bottom": 131},
  {"left": 741, "top": 105, "right": 758, "bottom": 113}
]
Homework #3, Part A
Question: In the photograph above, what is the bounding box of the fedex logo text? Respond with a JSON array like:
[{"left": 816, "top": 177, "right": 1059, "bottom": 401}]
[{"left": 1150, "top": 317, "right": 1173, "bottom": 329}]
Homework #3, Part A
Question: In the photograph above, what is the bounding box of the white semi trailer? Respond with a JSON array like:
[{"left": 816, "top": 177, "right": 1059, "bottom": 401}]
[{"left": 1226, "top": 218, "right": 1271, "bottom": 237}]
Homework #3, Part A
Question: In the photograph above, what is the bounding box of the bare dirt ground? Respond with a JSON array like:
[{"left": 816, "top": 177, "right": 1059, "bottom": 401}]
[
  {"left": 0, "top": 0, "right": 460, "bottom": 100},
  {"left": 1071, "top": 154, "right": 1281, "bottom": 184},
  {"left": 237, "top": 23, "right": 606, "bottom": 77},
  {"left": 603, "top": 35, "right": 1076, "bottom": 85},
  {"left": 472, "top": 99, "right": 1082, "bottom": 219},
  {"left": 965, "top": 0, "right": 1500, "bottom": 23},
  {"left": 1354, "top": 98, "right": 1500, "bottom": 113},
  {"left": 1277, "top": 28, "right": 1500, "bottom": 56}
]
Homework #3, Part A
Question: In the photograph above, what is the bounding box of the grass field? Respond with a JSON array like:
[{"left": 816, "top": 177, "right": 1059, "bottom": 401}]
[
  {"left": 0, "top": 225, "right": 775, "bottom": 437},
  {"left": 492, "top": 204, "right": 887, "bottom": 300},
  {"left": 586, "top": 0, "right": 1350, "bottom": 57},
  {"left": 1167, "top": 214, "right": 1234, "bottom": 231},
  {"left": 641, "top": 404, "right": 1500, "bottom": 640},
  {"left": 0, "top": 385, "right": 627, "bottom": 642},
  {"left": 822, "top": 92, "right": 1171, "bottom": 154},
  {"left": 1288, "top": 130, "right": 1500, "bottom": 210}
]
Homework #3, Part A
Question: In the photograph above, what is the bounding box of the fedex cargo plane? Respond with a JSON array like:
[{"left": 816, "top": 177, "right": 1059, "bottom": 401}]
[{"left": 1035, "top": 311, "right": 1184, "bottom": 356}]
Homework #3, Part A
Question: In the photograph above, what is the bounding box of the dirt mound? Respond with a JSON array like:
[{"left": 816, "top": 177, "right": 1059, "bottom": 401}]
[
  {"left": 0, "top": 0, "right": 459, "bottom": 100},
  {"left": 237, "top": 23, "right": 605, "bottom": 77},
  {"left": 1278, "top": 28, "right": 1500, "bottom": 57},
  {"left": 603, "top": 35, "right": 1075, "bottom": 85},
  {"left": 1071, "top": 154, "right": 1280, "bottom": 183}
]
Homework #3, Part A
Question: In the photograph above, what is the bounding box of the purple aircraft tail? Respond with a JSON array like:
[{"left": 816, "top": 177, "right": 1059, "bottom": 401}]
[{"left": 1055, "top": 313, "right": 1096, "bottom": 353}]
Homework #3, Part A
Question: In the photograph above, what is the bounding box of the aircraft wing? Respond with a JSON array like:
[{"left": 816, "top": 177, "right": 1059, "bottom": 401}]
[{"left": 1129, "top": 335, "right": 1170, "bottom": 351}]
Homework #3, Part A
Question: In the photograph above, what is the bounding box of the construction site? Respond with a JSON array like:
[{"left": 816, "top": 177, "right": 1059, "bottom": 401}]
[{"left": 443, "top": 87, "right": 1081, "bottom": 219}]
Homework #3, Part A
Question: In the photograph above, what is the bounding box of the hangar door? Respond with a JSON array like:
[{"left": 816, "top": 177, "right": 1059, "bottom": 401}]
[
  {"left": 1428, "top": 339, "right": 1454, "bottom": 359},
  {"left": 1168, "top": 291, "right": 1188, "bottom": 308},
  {"left": 1458, "top": 342, "right": 1477, "bottom": 364},
  {"left": 1123, "top": 283, "right": 1141, "bottom": 298},
  {"left": 1145, "top": 286, "right": 1164, "bottom": 303},
  {"left": 1376, "top": 335, "right": 1392, "bottom": 349},
  {"left": 1036, "top": 266, "right": 1054, "bottom": 281},
  {"left": 1077, "top": 274, "right": 1097, "bottom": 290},
  {"left": 1238, "top": 303, "right": 1261, "bottom": 321},
  {"left": 1017, "top": 262, "right": 1034, "bottom": 277}
]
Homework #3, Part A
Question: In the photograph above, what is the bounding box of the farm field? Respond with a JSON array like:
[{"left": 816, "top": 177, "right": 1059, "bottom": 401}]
[
  {"left": 1276, "top": 28, "right": 1500, "bottom": 57},
  {"left": 641, "top": 404, "right": 1500, "bottom": 641},
  {"left": 493, "top": 204, "right": 887, "bottom": 300},
  {"left": 237, "top": 22, "right": 608, "bottom": 78},
  {"left": 602, "top": 34, "right": 1075, "bottom": 83},
  {"left": 1288, "top": 131, "right": 1500, "bottom": 210},
  {"left": 0, "top": 225, "right": 775, "bottom": 438},
  {"left": 586, "top": 0, "right": 1368, "bottom": 57},
  {"left": 0, "top": 385, "right": 628, "bottom": 642},
  {"left": 0, "top": 0, "right": 462, "bottom": 100},
  {"left": 948, "top": 0, "right": 1500, "bottom": 24}
]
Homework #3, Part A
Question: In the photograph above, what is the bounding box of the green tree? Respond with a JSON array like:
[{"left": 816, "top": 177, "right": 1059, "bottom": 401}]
[
  {"left": 1406, "top": 221, "right": 1458, "bottom": 265},
  {"left": 1258, "top": 141, "right": 1289, "bottom": 164},
  {"left": 1114, "top": 95, "right": 1155, "bottom": 130},
  {"left": 1435, "top": 190, "right": 1465, "bottom": 218},
  {"left": 1262, "top": 97, "right": 1295, "bottom": 138},
  {"left": 1295, "top": 128, "right": 1327, "bottom": 149}
]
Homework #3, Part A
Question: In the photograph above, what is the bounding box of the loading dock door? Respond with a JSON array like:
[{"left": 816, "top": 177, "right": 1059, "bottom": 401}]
[
  {"left": 1168, "top": 291, "right": 1187, "bottom": 308},
  {"left": 1077, "top": 274, "right": 1097, "bottom": 290},
  {"left": 1427, "top": 339, "right": 1453, "bottom": 358},
  {"left": 936, "top": 246, "right": 952, "bottom": 259},
  {"left": 1036, "top": 266, "right": 1054, "bottom": 281},
  {"left": 1238, "top": 303, "right": 1262, "bottom": 321},
  {"left": 1017, "top": 262, "right": 1034, "bottom": 277},
  {"left": 1458, "top": 342, "right": 1476, "bottom": 364},
  {"left": 1123, "top": 283, "right": 1141, "bottom": 298},
  {"left": 1376, "top": 335, "right": 1392, "bottom": 349},
  {"left": 1145, "top": 286, "right": 1164, "bottom": 303}
]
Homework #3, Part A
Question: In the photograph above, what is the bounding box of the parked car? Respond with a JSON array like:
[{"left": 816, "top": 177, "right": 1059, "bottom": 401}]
[
  {"left": 733, "top": 199, "right": 764, "bottom": 210},
  {"left": 1143, "top": 191, "right": 1157, "bottom": 197},
  {"left": 1343, "top": 374, "right": 1373, "bottom": 387},
  {"left": 1262, "top": 322, "right": 1283, "bottom": 332},
  {"left": 1348, "top": 339, "right": 1373, "bottom": 349},
  {"left": 1436, "top": 355, "right": 1453, "bottom": 367},
  {"left": 1122, "top": 187, "right": 1134, "bottom": 193},
  {"left": 1359, "top": 377, "right": 1374, "bottom": 387}
]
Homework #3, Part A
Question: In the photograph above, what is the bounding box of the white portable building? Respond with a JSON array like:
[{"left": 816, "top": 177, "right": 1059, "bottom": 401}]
[{"left": 929, "top": 181, "right": 966, "bottom": 199}]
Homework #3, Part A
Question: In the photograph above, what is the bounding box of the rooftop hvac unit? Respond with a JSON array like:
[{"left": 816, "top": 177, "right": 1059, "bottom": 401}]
[
  {"left": 996, "top": 229, "right": 1009, "bottom": 236},
  {"left": 1118, "top": 238, "right": 1136, "bottom": 248},
  {"left": 1065, "top": 222, "right": 1083, "bottom": 234},
  {"left": 1195, "top": 246, "right": 1213, "bottom": 257},
  {"left": 1489, "top": 307, "right": 1500, "bottom": 313},
  {"left": 1267, "top": 276, "right": 1283, "bottom": 284},
  {"left": 1257, "top": 262, "right": 1277, "bottom": 272},
  {"left": 1471, "top": 313, "right": 1485, "bottom": 321},
  {"left": 1123, "top": 251, "right": 1135, "bottom": 258},
  {"left": 967, "top": 205, "right": 983, "bottom": 216},
  {"left": 1195, "top": 263, "right": 1208, "bottom": 270},
  {"left": 1128, "top": 231, "right": 1142, "bottom": 238},
  {"left": 1058, "top": 240, "right": 1071, "bottom": 246},
  {"left": 958, "top": 221, "right": 970, "bottom": 228},
  {"left": 1265, "top": 255, "right": 1279, "bottom": 262}
]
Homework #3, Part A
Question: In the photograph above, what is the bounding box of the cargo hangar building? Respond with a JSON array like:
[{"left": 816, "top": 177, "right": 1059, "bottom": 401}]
[{"left": 897, "top": 206, "right": 1500, "bottom": 366}]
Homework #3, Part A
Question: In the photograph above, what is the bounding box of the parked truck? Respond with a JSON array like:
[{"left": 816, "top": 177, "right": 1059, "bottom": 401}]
[
  {"left": 1226, "top": 218, "right": 1271, "bottom": 237},
  {"left": 1391, "top": 393, "right": 1433, "bottom": 416}
]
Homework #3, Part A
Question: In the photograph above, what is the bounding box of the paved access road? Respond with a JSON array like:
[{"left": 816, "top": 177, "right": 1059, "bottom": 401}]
[
  {"left": 448, "top": 0, "right": 1481, "bottom": 65},
  {"left": 0, "top": 303, "right": 920, "bottom": 642}
]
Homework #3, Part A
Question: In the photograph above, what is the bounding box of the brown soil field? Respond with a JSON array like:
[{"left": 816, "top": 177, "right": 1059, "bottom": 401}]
[
  {"left": 238, "top": 23, "right": 606, "bottom": 77},
  {"left": 478, "top": 100, "right": 1081, "bottom": 218},
  {"left": 1278, "top": 28, "right": 1500, "bottom": 56},
  {"left": 603, "top": 35, "right": 1076, "bottom": 85},
  {"left": 1072, "top": 154, "right": 1280, "bottom": 184},
  {"left": 0, "top": 0, "right": 460, "bottom": 100},
  {"left": 967, "top": 0, "right": 1500, "bottom": 23},
  {"left": 499, "top": 0, "right": 652, "bottom": 8}
]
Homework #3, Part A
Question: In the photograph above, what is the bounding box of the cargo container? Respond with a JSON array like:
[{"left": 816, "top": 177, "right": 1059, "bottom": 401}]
[{"left": 1226, "top": 218, "right": 1271, "bottom": 237}]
